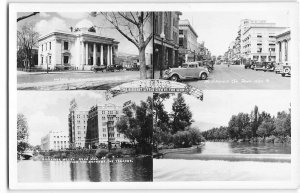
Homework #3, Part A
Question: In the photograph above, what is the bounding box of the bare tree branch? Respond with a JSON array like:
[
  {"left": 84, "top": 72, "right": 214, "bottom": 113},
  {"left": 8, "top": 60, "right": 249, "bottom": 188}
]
[{"left": 17, "top": 12, "right": 39, "bottom": 22}]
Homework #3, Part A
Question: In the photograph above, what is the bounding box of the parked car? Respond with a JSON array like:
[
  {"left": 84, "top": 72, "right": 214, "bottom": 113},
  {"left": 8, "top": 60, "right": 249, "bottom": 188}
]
[
  {"left": 263, "top": 62, "right": 276, "bottom": 72},
  {"left": 163, "top": 62, "right": 209, "bottom": 82},
  {"left": 280, "top": 64, "right": 291, "bottom": 77},
  {"left": 254, "top": 62, "right": 266, "bottom": 71},
  {"left": 244, "top": 60, "right": 253, "bottom": 69},
  {"left": 92, "top": 65, "right": 106, "bottom": 72}
]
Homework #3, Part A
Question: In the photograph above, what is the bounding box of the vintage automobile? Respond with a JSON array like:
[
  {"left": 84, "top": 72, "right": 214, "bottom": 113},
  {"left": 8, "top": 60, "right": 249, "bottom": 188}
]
[
  {"left": 195, "top": 60, "right": 214, "bottom": 72},
  {"left": 163, "top": 62, "right": 209, "bottom": 82},
  {"left": 92, "top": 65, "right": 106, "bottom": 72},
  {"left": 263, "top": 62, "right": 276, "bottom": 72},
  {"left": 254, "top": 62, "right": 266, "bottom": 71},
  {"left": 279, "top": 63, "right": 291, "bottom": 77}
]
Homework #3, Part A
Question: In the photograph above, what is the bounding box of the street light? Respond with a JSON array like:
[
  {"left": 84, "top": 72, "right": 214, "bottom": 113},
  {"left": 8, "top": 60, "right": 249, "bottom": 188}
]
[{"left": 155, "top": 48, "right": 159, "bottom": 78}]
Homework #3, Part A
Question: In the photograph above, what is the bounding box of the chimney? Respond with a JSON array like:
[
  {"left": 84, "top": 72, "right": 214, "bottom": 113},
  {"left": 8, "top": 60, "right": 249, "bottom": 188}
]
[{"left": 70, "top": 27, "right": 73, "bottom": 32}]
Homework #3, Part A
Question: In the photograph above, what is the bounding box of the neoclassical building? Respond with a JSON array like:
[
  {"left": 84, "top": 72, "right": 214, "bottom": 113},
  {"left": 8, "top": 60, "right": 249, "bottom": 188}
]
[
  {"left": 37, "top": 28, "right": 119, "bottom": 70},
  {"left": 276, "top": 28, "right": 291, "bottom": 65}
]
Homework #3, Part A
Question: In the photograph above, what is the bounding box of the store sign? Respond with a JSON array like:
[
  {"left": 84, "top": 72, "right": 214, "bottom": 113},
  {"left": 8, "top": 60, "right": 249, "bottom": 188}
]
[{"left": 105, "top": 79, "right": 203, "bottom": 101}]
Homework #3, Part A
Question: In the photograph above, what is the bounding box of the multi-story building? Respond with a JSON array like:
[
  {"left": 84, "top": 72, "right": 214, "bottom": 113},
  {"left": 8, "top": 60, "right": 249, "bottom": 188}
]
[
  {"left": 41, "top": 130, "right": 69, "bottom": 151},
  {"left": 242, "top": 26, "right": 287, "bottom": 62},
  {"left": 154, "top": 12, "right": 182, "bottom": 70},
  {"left": 37, "top": 25, "right": 119, "bottom": 71},
  {"left": 68, "top": 99, "right": 88, "bottom": 148},
  {"left": 85, "top": 104, "right": 128, "bottom": 148},
  {"left": 178, "top": 19, "right": 198, "bottom": 63},
  {"left": 276, "top": 28, "right": 291, "bottom": 65}
]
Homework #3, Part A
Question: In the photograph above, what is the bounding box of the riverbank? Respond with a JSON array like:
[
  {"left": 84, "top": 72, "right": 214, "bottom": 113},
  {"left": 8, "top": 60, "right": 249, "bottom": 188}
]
[
  {"left": 33, "top": 148, "right": 151, "bottom": 161},
  {"left": 204, "top": 135, "right": 291, "bottom": 144},
  {"left": 153, "top": 144, "right": 204, "bottom": 158}
]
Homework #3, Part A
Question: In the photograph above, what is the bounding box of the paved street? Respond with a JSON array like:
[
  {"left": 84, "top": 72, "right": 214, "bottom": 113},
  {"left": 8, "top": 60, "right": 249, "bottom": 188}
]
[
  {"left": 156, "top": 64, "right": 290, "bottom": 90},
  {"left": 17, "top": 70, "right": 143, "bottom": 90}
]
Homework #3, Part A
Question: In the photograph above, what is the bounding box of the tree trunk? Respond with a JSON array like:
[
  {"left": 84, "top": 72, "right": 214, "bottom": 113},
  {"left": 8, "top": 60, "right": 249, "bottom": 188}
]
[{"left": 139, "top": 47, "right": 147, "bottom": 79}]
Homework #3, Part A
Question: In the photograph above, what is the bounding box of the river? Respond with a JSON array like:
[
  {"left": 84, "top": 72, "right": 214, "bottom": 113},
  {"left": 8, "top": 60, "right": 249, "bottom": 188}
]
[
  {"left": 154, "top": 142, "right": 291, "bottom": 181},
  {"left": 18, "top": 157, "right": 152, "bottom": 182}
]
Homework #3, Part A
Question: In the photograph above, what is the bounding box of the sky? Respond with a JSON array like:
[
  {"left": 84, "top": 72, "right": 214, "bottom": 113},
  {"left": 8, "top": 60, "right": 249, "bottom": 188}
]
[
  {"left": 163, "top": 90, "right": 290, "bottom": 131},
  {"left": 17, "top": 12, "right": 153, "bottom": 55},
  {"left": 17, "top": 91, "right": 152, "bottom": 146},
  {"left": 180, "top": 11, "right": 290, "bottom": 56}
]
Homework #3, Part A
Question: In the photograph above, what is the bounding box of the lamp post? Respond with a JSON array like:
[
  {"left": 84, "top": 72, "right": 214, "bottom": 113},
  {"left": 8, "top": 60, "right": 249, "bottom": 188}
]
[{"left": 155, "top": 48, "right": 159, "bottom": 78}]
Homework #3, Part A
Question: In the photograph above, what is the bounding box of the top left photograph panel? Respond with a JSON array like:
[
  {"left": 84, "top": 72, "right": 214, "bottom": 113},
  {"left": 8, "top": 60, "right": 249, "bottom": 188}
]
[{"left": 16, "top": 12, "right": 153, "bottom": 90}]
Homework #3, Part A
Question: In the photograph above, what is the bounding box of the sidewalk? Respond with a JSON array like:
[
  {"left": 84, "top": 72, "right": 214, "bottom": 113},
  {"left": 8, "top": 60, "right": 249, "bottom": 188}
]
[{"left": 17, "top": 70, "right": 95, "bottom": 75}]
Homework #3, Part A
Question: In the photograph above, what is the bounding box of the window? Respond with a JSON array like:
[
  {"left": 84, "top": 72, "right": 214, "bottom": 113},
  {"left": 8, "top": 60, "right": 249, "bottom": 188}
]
[
  {"left": 49, "top": 42, "right": 51, "bottom": 50},
  {"left": 64, "top": 42, "right": 69, "bottom": 50},
  {"left": 41, "top": 45, "right": 43, "bottom": 51},
  {"left": 103, "top": 134, "right": 106, "bottom": 137},
  {"left": 49, "top": 56, "right": 51, "bottom": 64},
  {"left": 103, "top": 128, "right": 106, "bottom": 132},
  {"left": 64, "top": 56, "right": 69, "bottom": 64},
  {"left": 41, "top": 57, "right": 43, "bottom": 64},
  {"left": 257, "top": 48, "right": 262, "bottom": 53},
  {"left": 45, "top": 43, "right": 47, "bottom": 51},
  {"left": 257, "top": 35, "right": 262, "bottom": 38},
  {"left": 97, "top": 45, "right": 100, "bottom": 52},
  {"left": 117, "top": 134, "right": 120, "bottom": 137},
  {"left": 179, "top": 30, "right": 183, "bottom": 35}
]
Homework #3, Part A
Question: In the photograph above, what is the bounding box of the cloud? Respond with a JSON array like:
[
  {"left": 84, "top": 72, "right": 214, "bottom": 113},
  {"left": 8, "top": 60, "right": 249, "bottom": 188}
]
[
  {"left": 39, "top": 12, "right": 51, "bottom": 18},
  {"left": 57, "top": 12, "right": 89, "bottom": 20},
  {"left": 27, "top": 111, "right": 64, "bottom": 145},
  {"left": 34, "top": 17, "right": 69, "bottom": 36}
]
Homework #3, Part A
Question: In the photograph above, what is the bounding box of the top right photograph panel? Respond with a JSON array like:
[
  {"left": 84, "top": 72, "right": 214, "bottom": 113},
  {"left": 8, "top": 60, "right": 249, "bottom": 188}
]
[{"left": 153, "top": 11, "right": 293, "bottom": 90}]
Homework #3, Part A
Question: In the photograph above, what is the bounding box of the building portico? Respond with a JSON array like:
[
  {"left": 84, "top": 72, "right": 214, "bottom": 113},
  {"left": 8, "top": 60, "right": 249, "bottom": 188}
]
[{"left": 38, "top": 30, "right": 119, "bottom": 70}]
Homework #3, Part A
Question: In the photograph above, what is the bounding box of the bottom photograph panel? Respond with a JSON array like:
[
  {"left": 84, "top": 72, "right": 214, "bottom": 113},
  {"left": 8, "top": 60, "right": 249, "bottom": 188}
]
[
  {"left": 17, "top": 91, "right": 153, "bottom": 182},
  {"left": 153, "top": 90, "right": 291, "bottom": 181}
]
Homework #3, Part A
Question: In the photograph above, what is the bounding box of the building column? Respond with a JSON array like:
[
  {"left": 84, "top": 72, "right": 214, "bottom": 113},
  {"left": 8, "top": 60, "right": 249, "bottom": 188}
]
[
  {"left": 275, "top": 42, "right": 280, "bottom": 63},
  {"left": 81, "top": 41, "right": 85, "bottom": 66},
  {"left": 281, "top": 41, "right": 286, "bottom": 63},
  {"left": 93, "top": 43, "right": 96, "bottom": 66},
  {"left": 85, "top": 42, "right": 88, "bottom": 65},
  {"left": 107, "top": 45, "right": 110, "bottom": 66},
  {"left": 100, "top": 44, "right": 104, "bottom": 66},
  {"left": 110, "top": 45, "right": 113, "bottom": 66}
]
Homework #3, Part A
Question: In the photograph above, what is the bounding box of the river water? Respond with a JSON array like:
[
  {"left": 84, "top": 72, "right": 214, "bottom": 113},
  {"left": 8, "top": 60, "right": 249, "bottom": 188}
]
[
  {"left": 154, "top": 142, "right": 291, "bottom": 181},
  {"left": 18, "top": 157, "right": 152, "bottom": 182}
]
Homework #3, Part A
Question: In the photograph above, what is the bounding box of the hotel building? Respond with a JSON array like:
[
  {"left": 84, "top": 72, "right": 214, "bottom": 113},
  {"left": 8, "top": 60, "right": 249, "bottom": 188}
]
[{"left": 85, "top": 104, "right": 128, "bottom": 148}]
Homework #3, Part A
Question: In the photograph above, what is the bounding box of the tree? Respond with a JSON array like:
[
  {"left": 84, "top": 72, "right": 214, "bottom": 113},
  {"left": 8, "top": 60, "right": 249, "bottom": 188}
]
[
  {"left": 17, "top": 114, "right": 29, "bottom": 153},
  {"left": 250, "top": 105, "right": 259, "bottom": 138},
  {"left": 273, "top": 111, "right": 290, "bottom": 137},
  {"left": 17, "top": 12, "right": 39, "bottom": 22},
  {"left": 17, "top": 23, "right": 39, "bottom": 68},
  {"left": 116, "top": 97, "right": 153, "bottom": 154},
  {"left": 256, "top": 119, "right": 275, "bottom": 139},
  {"left": 171, "top": 93, "right": 193, "bottom": 134},
  {"left": 91, "top": 12, "right": 153, "bottom": 79}
]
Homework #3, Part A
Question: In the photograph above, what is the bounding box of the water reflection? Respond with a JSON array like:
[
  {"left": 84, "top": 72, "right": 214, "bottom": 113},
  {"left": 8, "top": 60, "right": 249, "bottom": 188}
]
[{"left": 18, "top": 157, "right": 153, "bottom": 182}]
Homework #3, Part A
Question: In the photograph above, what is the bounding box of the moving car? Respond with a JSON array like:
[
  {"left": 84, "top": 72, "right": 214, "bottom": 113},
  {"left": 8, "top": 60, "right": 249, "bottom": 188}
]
[{"left": 163, "top": 62, "right": 209, "bottom": 82}]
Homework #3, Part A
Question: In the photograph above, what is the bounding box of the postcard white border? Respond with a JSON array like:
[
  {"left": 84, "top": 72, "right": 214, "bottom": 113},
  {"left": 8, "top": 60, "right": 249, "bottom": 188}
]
[{"left": 9, "top": 2, "right": 299, "bottom": 190}]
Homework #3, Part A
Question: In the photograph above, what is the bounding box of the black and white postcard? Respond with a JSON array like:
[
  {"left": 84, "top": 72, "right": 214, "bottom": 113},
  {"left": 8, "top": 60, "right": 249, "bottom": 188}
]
[{"left": 8, "top": 2, "right": 299, "bottom": 190}]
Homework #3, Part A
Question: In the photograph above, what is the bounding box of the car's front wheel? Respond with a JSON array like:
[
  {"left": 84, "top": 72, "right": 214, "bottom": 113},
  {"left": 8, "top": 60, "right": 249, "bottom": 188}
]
[
  {"left": 170, "top": 74, "right": 179, "bottom": 82},
  {"left": 200, "top": 73, "right": 208, "bottom": 80}
]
